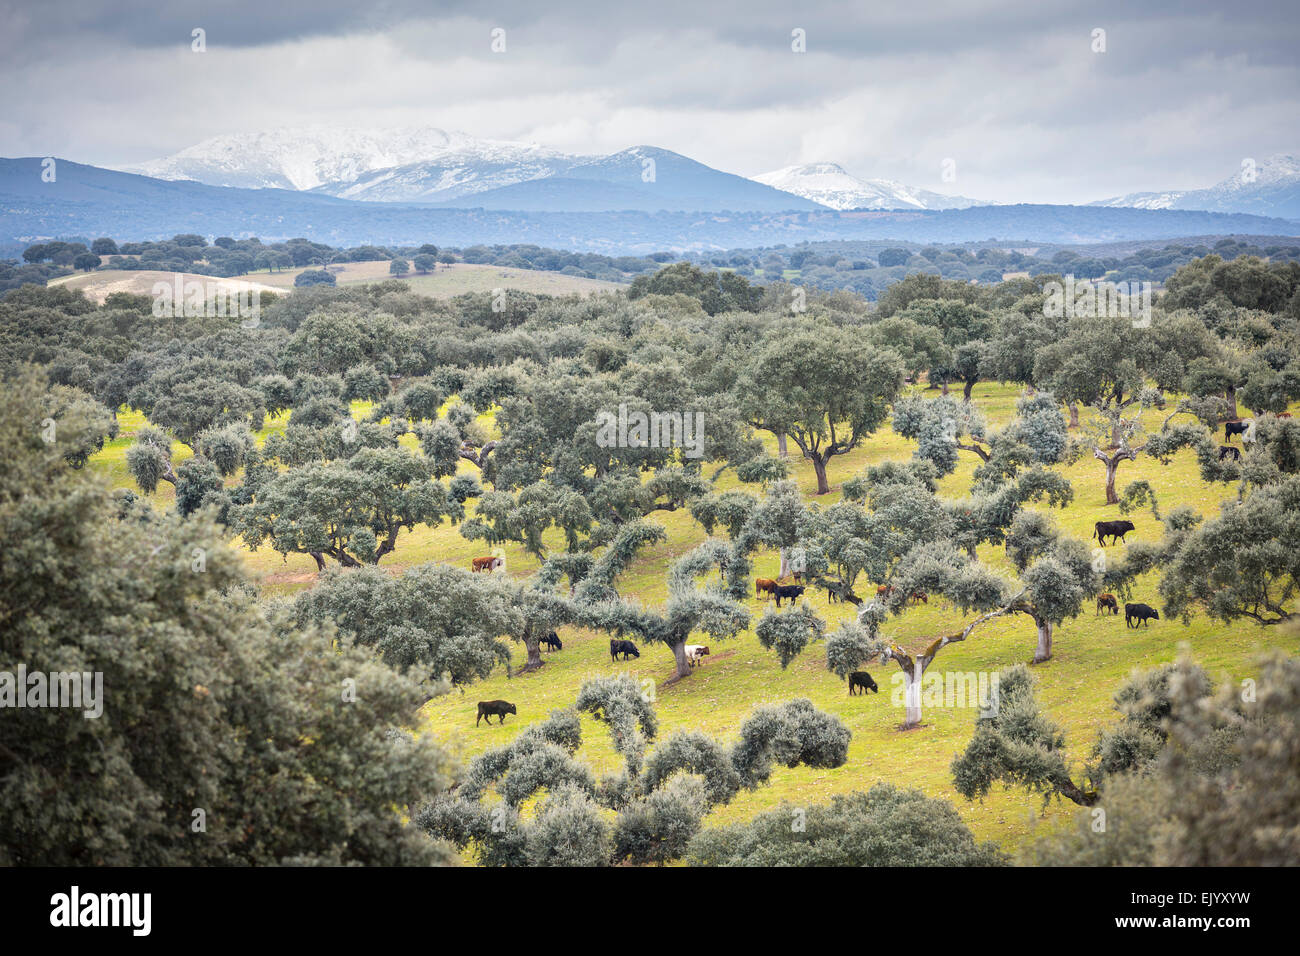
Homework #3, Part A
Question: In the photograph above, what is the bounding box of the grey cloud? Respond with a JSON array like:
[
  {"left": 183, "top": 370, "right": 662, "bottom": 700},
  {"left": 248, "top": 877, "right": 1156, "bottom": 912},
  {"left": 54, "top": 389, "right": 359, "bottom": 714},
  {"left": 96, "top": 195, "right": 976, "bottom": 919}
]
[{"left": 0, "top": 0, "right": 1296, "bottom": 205}]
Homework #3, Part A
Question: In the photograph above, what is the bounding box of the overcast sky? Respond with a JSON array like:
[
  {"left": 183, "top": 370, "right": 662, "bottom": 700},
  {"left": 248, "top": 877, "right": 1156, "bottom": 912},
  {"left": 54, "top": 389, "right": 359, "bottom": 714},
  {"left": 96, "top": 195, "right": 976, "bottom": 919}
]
[{"left": 1, "top": 0, "right": 1297, "bottom": 203}]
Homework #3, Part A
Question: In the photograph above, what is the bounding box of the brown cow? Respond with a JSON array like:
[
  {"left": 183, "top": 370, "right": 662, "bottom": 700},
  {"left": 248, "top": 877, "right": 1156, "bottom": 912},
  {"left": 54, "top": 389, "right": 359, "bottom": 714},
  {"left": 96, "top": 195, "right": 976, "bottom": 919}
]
[
  {"left": 471, "top": 555, "right": 502, "bottom": 573},
  {"left": 755, "top": 578, "right": 778, "bottom": 600},
  {"left": 876, "top": 585, "right": 893, "bottom": 598},
  {"left": 910, "top": 592, "right": 928, "bottom": 605},
  {"left": 1096, "top": 593, "right": 1119, "bottom": 616}
]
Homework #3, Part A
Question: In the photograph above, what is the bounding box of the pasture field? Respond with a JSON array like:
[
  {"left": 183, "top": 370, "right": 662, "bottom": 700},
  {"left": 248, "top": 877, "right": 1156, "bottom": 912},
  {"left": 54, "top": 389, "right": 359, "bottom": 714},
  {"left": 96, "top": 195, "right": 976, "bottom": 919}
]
[
  {"left": 52, "top": 261, "right": 625, "bottom": 303},
  {"left": 87, "top": 381, "right": 1300, "bottom": 860},
  {"left": 48, "top": 269, "right": 281, "bottom": 304}
]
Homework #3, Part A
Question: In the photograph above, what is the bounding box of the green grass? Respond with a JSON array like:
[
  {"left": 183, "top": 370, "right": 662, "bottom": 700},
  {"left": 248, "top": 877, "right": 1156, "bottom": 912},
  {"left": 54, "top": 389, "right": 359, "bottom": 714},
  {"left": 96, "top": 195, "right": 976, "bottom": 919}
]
[
  {"left": 89, "top": 382, "right": 1300, "bottom": 859},
  {"left": 53, "top": 262, "right": 625, "bottom": 305}
]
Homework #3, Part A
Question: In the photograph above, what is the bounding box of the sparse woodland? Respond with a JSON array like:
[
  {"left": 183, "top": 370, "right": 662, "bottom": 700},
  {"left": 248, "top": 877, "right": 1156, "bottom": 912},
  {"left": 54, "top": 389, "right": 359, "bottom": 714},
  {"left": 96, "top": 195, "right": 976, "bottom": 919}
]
[{"left": 2, "top": 251, "right": 1299, "bottom": 866}]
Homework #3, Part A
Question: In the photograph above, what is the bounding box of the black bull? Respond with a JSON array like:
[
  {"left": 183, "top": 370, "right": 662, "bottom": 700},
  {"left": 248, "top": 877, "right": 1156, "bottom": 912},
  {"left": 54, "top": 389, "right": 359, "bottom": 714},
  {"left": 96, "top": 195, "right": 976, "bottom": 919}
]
[{"left": 1093, "top": 520, "right": 1135, "bottom": 546}]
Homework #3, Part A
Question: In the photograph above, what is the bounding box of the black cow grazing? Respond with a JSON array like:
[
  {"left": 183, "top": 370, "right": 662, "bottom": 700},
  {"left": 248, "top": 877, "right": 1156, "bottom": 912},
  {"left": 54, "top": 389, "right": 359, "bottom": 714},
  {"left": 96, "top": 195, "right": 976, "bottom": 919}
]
[
  {"left": 848, "top": 671, "right": 879, "bottom": 696},
  {"left": 1125, "top": 603, "right": 1160, "bottom": 628},
  {"left": 826, "top": 582, "right": 862, "bottom": 605},
  {"left": 1225, "top": 420, "right": 1250, "bottom": 442},
  {"left": 774, "top": 584, "right": 806, "bottom": 607},
  {"left": 1093, "top": 519, "right": 1136, "bottom": 547},
  {"left": 476, "top": 700, "right": 516, "bottom": 726},
  {"left": 540, "top": 632, "right": 562, "bottom": 652},
  {"left": 1219, "top": 445, "right": 1241, "bottom": 462},
  {"left": 610, "top": 638, "right": 640, "bottom": 661}
]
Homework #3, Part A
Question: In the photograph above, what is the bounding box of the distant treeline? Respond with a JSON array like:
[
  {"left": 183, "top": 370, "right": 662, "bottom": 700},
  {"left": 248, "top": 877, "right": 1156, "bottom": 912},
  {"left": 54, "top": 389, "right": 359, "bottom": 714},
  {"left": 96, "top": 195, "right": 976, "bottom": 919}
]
[
  {"left": 6, "top": 232, "right": 1300, "bottom": 299},
  {"left": 683, "top": 236, "right": 1300, "bottom": 297}
]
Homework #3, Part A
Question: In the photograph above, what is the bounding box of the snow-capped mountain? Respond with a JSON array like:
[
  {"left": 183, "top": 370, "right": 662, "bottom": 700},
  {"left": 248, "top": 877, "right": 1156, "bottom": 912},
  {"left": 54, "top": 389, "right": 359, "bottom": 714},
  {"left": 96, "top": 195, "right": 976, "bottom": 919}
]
[
  {"left": 421, "top": 145, "right": 822, "bottom": 212},
  {"left": 126, "top": 130, "right": 822, "bottom": 210},
  {"left": 1092, "top": 154, "right": 1300, "bottom": 218},
  {"left": 752, "top": 162, "right": 989, "bottom": 211},
  {"left": 125, "top": 126, "right": 585, "bottom": 201}
]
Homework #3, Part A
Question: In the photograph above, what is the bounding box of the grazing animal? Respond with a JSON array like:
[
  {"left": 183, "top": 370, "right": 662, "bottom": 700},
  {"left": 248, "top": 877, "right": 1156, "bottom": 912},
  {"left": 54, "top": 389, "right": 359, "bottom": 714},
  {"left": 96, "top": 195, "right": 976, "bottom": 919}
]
[
  {"left": 1219, "top": 445, "right": 1241, "bottom": 462},
  {"left": 610, "top": 638, "right": 640, "bottom": 661},
  {"left": 774, "top": 584, "right": 806, "bottom": 607},
  {"left": 848, "top": 671, "right": 879, "bottom": 696},
  {"left": 876, "top": 584, "right": 894, "bottom": 598},
  {"left": 684, "top": 644, "right": 710, "bottom": 667},
  {"left": 755, "top": 578, "right": 778, "bottom": 600},
  {"left": 1096, "top": 593, "right": 1119, "bottom": 616},
  {"left": 1093, "top": 519, "right": 1136, "bottom": 547},
  {"left": 842, "top": 593, "right": 863, "bottom": 606},
  {"left": 540, "top": 632, "right": 562, "bottom": 652},
  {"left": 909, "top": 592, "right": 928, "bottom": 605},
  {"left": 1125, "top": 603, "right": 1160, "bottom": 628},
  {"left": 476, "top": 700, "right": 516, "bottom": 726},
  {"left": 790, "top": 570, "right": 805, "bottom": 584},
  {"left": 1225, "top": 420, "right": 1251, "bottom": 442},
  {"left": 1279, "top": 412, "right": 1293, "bottom": 419},
  {"left": 471, "top": 555, "right": 502, "bottom": 573}
]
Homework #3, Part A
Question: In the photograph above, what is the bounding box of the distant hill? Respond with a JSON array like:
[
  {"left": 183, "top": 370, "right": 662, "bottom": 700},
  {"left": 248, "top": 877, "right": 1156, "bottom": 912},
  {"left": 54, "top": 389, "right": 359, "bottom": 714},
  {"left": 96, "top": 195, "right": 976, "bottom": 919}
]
[{"left": 4, "top": 158, "right": 1297, "bottom": 253}]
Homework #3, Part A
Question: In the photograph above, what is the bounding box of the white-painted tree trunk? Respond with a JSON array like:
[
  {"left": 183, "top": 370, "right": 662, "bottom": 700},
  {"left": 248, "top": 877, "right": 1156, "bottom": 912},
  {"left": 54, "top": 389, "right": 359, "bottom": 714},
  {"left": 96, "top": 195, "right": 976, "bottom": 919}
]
[
  {"left": 903, "top": 667, "right": 923, "bottom": 728},
  {"left": 778, "top": 547, "right": 791, "bottom": 579}
]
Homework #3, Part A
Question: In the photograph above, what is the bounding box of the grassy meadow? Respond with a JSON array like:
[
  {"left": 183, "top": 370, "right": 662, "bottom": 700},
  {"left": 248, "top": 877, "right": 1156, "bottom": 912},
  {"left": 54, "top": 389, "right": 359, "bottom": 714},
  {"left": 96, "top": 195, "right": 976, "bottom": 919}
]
[
  {"left": 86, "top": 380, "right": 1300, "bottom": 860},
  {"left": 53, "top": 261, "right": 624, "bottom": 304}
]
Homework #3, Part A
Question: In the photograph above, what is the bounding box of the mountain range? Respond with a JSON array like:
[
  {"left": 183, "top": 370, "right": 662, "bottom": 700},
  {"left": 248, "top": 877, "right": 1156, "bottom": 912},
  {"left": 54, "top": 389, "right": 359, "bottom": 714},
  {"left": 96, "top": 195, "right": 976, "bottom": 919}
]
[
  {"left": 126, "top": 129, "right": 822, "bottom": 212},
  {"left": 119, "top": 127, "right": 1300, "bottom": 219},
  {"left": 4, "top": 157, "right": 1298, "bottom": 254}
]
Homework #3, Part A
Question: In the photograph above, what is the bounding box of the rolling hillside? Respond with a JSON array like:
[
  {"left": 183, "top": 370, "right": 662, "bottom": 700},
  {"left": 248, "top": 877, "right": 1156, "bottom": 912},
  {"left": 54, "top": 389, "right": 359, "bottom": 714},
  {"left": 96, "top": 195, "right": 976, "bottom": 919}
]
[{"left": 83, "top": 381, "right": 1300, "bottom": 860}]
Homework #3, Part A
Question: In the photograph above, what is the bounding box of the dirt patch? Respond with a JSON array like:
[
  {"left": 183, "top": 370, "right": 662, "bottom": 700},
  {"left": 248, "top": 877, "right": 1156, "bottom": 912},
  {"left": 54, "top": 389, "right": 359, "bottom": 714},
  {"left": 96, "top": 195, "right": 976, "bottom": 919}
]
[{"left": 261, "top": 570, "right": 319, "bottom": 586}]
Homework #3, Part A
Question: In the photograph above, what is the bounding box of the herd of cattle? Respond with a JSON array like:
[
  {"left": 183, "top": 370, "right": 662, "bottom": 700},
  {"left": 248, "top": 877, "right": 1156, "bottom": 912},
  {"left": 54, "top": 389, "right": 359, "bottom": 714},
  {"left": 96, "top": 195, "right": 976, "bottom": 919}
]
[{"left": 470, "top": 509, "right": 1165, "bottom": 725}]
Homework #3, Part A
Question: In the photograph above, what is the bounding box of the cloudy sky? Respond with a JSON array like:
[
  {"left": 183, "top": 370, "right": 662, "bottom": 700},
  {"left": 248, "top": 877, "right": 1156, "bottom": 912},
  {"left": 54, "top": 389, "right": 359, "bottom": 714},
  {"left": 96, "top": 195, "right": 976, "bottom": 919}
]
[{"left": 1, "top": 0, "right": 1297, "bottom": 203}]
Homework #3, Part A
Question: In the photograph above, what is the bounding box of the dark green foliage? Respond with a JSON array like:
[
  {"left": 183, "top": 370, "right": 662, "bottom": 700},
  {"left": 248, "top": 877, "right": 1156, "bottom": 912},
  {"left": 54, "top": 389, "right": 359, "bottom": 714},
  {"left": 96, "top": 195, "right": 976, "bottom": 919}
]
[
  {"left": 687, "top": 785, "right": 1007, "bottom": 866},
  {"left": 0, "top": 371, "right": 457, "bottom": 866},
  {"left": 419, "top": 680, "right": 850, "bottom": 866}
]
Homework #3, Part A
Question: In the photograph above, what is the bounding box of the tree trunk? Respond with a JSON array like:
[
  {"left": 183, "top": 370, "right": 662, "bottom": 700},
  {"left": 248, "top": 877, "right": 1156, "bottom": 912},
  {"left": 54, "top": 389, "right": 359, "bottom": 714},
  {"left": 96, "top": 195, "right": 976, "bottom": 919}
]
[
  {"left": 1104, "top": 458, "right": 1120, "bottom": 506},
  {"left": 941, "top": 380, "right": 950, "bottom": 397},
  {"left": 1068, "top": 403, "right": 1080, "bottom": 428},
  {"left": 523, "top": 635, "right": 543, "bottom": 672},
  {"left": 672, "top": 641, "right": 691, "bottom": 680},
  {"left": 777, "top": 432, "right": 789, "bottom": 458},
  {"left": 963, "top": 378, "right": 975, "bottom": 403},
  {"left": 901, "top": 667, "right": 923, "bottom": 729},
  {"left": 1032, "top": 618, "right": 1053, "bottom": 663},
  {"left": 309, "top": 551, "right": 326, "bottom": 572},
  {"left": 778, "top": 547, "right": 791, "bottom": 579},
  {"left": 812, "top": 454, "right": 831, "bottom": 495},
  {"left": 1225, "top": 385, "right": 1239, "bottom": 420}
]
